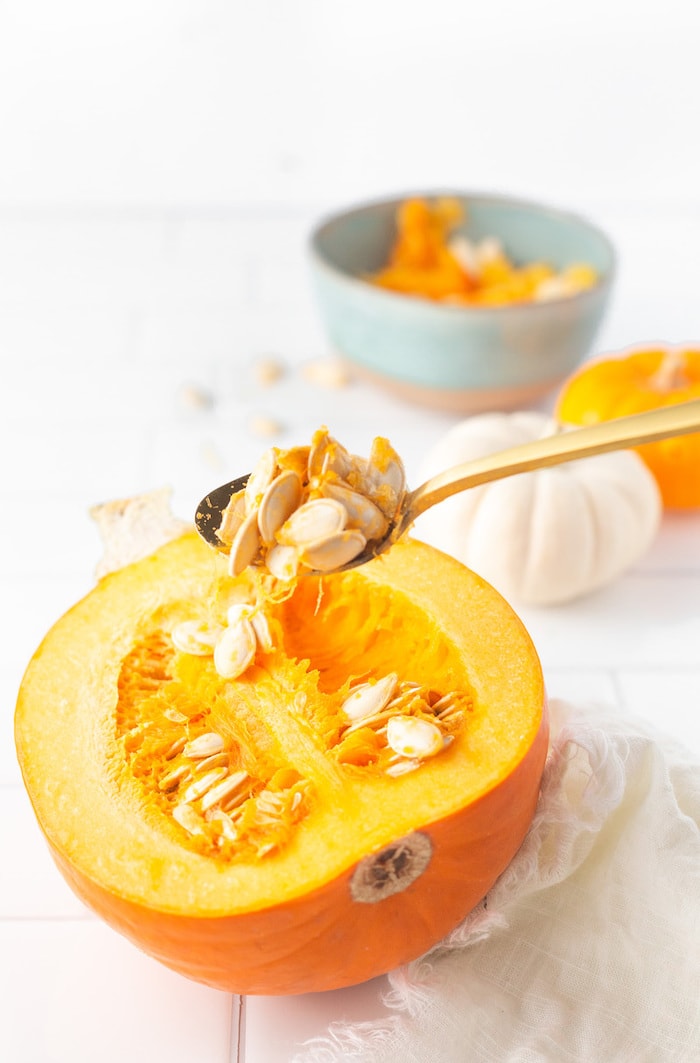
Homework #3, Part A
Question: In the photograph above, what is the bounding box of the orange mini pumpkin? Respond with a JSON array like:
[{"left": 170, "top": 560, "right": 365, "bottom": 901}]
[
  {"left": 15, "top": 529, "right": 547, "bottom": 996},
  {"left": 556, "top": 345, "right": 700, "bottom": 508}
]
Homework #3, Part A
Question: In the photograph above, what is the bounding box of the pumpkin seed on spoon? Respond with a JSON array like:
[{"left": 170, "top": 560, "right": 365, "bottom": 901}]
[
  {"left": 195, "top": 428, "right": 406, "bottom": 575},
  {"left": 195, "top": 401, "right": 700, "bottom": 576}
]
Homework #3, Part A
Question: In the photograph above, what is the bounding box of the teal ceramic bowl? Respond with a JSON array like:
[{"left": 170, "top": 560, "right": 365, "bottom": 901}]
[{"left": 309, "top": 192, "right": 616, "bottom": 412}]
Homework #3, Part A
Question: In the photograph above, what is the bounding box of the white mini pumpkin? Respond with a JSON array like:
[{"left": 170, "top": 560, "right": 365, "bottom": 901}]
[{"left": 414, "top": 411, "right": 662, "bottom": 606}]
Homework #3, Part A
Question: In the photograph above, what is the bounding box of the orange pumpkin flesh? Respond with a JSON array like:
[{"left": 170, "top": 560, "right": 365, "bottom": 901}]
[
  {"left": 15, "top": 532, "right": 547, "bottom": 995},
  {"left": 556, "top": 346, "right": 700, "bottom": 508}
]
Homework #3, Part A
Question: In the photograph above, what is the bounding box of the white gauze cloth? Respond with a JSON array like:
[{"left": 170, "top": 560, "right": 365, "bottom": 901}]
[{"left": 294, "top": 699, "right": 700, "bottom": 1063}]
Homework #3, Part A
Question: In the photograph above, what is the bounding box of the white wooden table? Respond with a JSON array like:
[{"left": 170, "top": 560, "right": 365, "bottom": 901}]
[{"left": 1, "top": 207, "right": 699, "bottom": 1063}]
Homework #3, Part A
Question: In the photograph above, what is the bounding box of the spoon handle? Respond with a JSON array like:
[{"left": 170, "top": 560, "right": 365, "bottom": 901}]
[{"left": 406, "top": 398, "right": 700, "bottom": 523}]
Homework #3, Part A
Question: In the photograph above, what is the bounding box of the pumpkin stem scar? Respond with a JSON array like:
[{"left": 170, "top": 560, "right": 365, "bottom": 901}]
[{"left": 350, "top": 832, "right": 433, "bottom": 902}]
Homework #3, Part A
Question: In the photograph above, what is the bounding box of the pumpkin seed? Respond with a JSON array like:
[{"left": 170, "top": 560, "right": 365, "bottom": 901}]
[
  {"left": 184, "top": 732, "right": 225, "bottom": 759},
  {"left": 384, "top": 759, "right": 420, "bottom": 777},
  {"left": 257, "top": 470, "right": 303, "bottom": 544},
  {"left": 214, "top": 618, "right": 257, "bottom": 679},
  {"left": 320, "top": 481, "right": 389, "bottom": 542},
  {"left": 216, "top": 488, "right": 246, "bottom": 546},
  {"left": 164, "top": 736, "right": 187, "bottom": 760},
  {"left": 343, "top": 707, "right": 396, "bottom": 735},
  {"left": 201, "top": 769, "right": 251, "bottom": 812},
  {"left": 249, "top": 414, "right": 283, "bottom": 439},
  {"left": 436, "top": 706, "right": 464, "bottom": 724},
  {"left": 163, "top": 707, "right": 188, "bottom": 724},
  {"left": 205, "top": 808, "right": 239, "bottom": 841},
  {"left": 173, "top": 803, "right": 206, "bottom": 836},
  {"left": 299, "top": 528, "right": 366, "bottom": 572},
  {"left": 307, "top": 428, "right": 352, "bottom": 482},
  {"left": 383, "top": 686, "right": 425, "bottom": 715},
  {"left": 277, "top": 498, "right": 348, "bottom": 548},
  {"left": 302, "top": 358, "right": 350, "bottom": 390},
  {"left": 228, "top": 509, "right": 263, "bottom": 577},
  {"left": 245, "top": 447, "right": 279, "bottom": 512},
  {"left": 432, "top": 692, "right": 461, "bottom": 711},
  {"left": 193, "top": 752, "right": 230, "bottom": 774},
  {"left": 348, "top": 438, "right": 406, "bottom": 520},
  {"left": 224, "top": 603, "right": 273, "bottom": 653},
  {"left": 369, "top": 437, "right": 405, "bottom": 496},
  {"left": 250, "top": 610, "right": 274, "bottom": 653},
  {"left": 226, "top": 603, "right": 255, "bottom": 624},
  {"left": 253, "top": 356, "right": 285, "bottom": 387},
  {"left": 386, "top": 716, "right": 444, "bottom": 760},
  {"left": 182, "top": 767, "right": 229, "bottom": 804},
  {"left": 158, "top": 764, "right": 191, "bottom": 792},
  {"left": 342, "top": 673, "right": 399, "bottom": 721},
  {"left": 255, "top": 790, "right": 285, "bottom": 815},
  {"left": 220, "top": 789, "right": 255, "bottom": 815},
  {"left": 171, "top": 619, "right": 223, "bottom": 656},
  {"left": 265, "top": 543, "right": 300, "bottom": 582}
]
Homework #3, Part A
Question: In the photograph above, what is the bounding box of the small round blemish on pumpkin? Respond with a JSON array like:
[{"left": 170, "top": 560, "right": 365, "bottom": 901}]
[{"left": 350, "top": 832, "right": 433, "bottom": 903}]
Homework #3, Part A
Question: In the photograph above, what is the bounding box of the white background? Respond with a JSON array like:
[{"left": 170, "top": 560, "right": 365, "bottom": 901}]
[
  {"left": 1, "top": 4, "right": 700, "bottom": 1062},
  {"left": 1, "top": 0, "right": 699, "bottom": 210}
]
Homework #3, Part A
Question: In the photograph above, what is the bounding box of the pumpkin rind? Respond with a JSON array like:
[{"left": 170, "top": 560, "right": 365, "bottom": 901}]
[
  {"left": 556, "top": 346, "right": 700, "bottom": 508},
  {"left": 15, "top": 532, "right": 547, "bottom": 995}
]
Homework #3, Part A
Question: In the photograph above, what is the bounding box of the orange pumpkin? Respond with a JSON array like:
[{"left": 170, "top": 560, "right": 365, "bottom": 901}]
[
  {"left": 556, "top": 346, "right": 700, "bottom": 508},
  {"left": 15, "top": 530, "right": 547, "bottom": 995}
]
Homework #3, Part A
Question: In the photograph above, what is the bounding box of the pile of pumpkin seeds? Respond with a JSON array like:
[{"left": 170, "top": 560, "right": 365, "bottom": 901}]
[
  {"left": 173, "top": 427, "right": 408, "bottom": 683},
  {"left": 158, "top": 726, "right": 309, "bottom": 856},
  {"left": 336, "top": 673, "right": 470, "bottom": 775},
  {"left": 216, "top": 426, "right": 406, "bottom": 579},
  {"left": 172, "top": 602, "right": 273, "bottom": 682}
]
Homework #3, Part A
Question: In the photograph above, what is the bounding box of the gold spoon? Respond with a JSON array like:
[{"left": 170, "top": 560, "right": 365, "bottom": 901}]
[{"left": 195, "top": 399, "right": 700, "bottom": 570}]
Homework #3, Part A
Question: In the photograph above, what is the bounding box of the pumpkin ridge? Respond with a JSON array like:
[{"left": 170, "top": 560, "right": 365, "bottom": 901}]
[
  {"left": 572, "top": 467, "right": 609, "bottom": 588},
  {"left": 518, "top": 468, "right": 547, "bottom": 603}
]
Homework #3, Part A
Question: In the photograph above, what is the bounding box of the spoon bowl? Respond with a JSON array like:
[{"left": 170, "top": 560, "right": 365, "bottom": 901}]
[
  {"left": 195, "top": 399, "right": 700, "bottom": 572},
  {"left": 196, "top": 475, "right": 250, "bottom": 551}
]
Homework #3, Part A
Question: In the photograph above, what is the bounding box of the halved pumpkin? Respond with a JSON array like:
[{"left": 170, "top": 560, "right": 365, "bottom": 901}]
[{"left": 15, "top": 530, "right": 547, "bottom": 995}]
